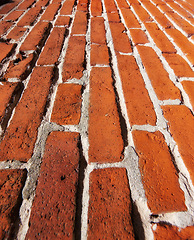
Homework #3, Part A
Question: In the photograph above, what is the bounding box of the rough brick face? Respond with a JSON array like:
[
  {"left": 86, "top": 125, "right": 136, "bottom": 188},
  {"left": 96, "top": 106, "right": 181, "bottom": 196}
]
[
  {"left": 26, "top": 132, "right": 80, "bottom": 239},
  {"left": 90, "top": 44, "right": 109, "bottom": 66},
  {"left": 91, "top": 17, "right": 106, "bottom": 44},
  {"left": 88, "top": 168, "right": 135, "bottom": 239},
  {"left": 0, "top": 42, "right": 15, "bottom": 63}
]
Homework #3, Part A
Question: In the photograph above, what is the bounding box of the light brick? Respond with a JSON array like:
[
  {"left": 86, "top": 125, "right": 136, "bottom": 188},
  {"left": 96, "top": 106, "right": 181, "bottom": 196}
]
[
  {"left": 91, "top": 17, "right": 106, "bottom": 44},
  {"left": 90, "top": 44, "right": 109, "bottom": 66}
]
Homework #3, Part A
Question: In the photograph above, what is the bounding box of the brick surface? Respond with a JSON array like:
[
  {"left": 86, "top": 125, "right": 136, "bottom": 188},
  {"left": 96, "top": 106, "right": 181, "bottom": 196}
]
[
  {"left": 117, "top": 54, "right": 156, "bottom": 125},
  {"left": 0, "top": 67, "right": 54, "bottom": 162},
  {"left": 129, "top": 29, "right": 149, "bottom": 45},
  {"left": 4, "top": 10, "right": 23, "bottom": 21},
  {"left": 17, "top": 0, "right": 36, "bottom": 10},
  {"left": 132, "top": 130, "right": 187, "bottom": 214},
  {"left": 26, "top": 132, "right": 80, "bottom": 239},
  {"left": 55, "top": 15, "right": 70, "bottom": 26},
  {"left": 0, "top": 42, "right": 15, "bottom": 63},
  {"left": 88, "top": 168, "right": 135, "bottom": 239},
  {"left": 121, "top": 8, "right": 141, "bottom": 28},
  {"left": 51, "top": 84, "right": 82, "bottom": 125},
  {"left": 91, "top": 0, "right": 102, "bottom": 16},
  {"left": 91, "top": 17, "right": 106, "bottom": 44},
  {"left": 40, "top": 2, "right": 60, "bottom": 21},
  {"left": 0, "top": 21, "right": 12, "bottom": 36},
  {"left": 77, "top": 0, "right": 88, "bottom": 12},
  {"left": 60, "top": 0, "right": 75, "bottom": 15},
  {"left": 71, "top": 11, "right": 87, "bottom": 35},
  {"left": 0, "top": 1, "right": 19, "bottom": 14},
  {"left": 90, "top": 44, "right": 109, "bottom": 65},
  {"left": 104, "top": 0, "right": 117, "bottom": 12},
  {"left": 89, "top": 67, "right": 124, "bottom": 163},
  {"left": 181, "top": 81, "right": 194, "bottom": 109},
  {"left": 132, "top": 3, "right": 153, "bottom": 23},
  {"left": 7, "top": 26, "right": 26, "bottom": 41},
  {"left": 0, "top": 169, "right": 27, "bottom": 240},
  {"left": 162, "top": 105, "right": 194, "bottom": 185}
]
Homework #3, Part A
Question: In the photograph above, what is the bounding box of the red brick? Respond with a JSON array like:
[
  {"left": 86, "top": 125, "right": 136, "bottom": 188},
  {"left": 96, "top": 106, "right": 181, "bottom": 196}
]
[
  {"left": 0, "top": 67, "right": 54, "bottom": 162},
  {"left": 0, "top": 42, "right": 15, "bottom": 63},
  {"left": 165, "top": 28, "right": 194, "bottom": 65},
  {"left": 104, "top": 0, "right": 118, "bottom": 12},
  {"left": 0, "top": 169, "right": 27, "bottom": 240},
  {"left": 26, "top": 132, "right": 80, "bottom": 239},
  {"left": 107, "top": 12, "right": 121, "bottom": 22},
  {"left": 20, "top": 21, "right": 51, "bottom": 51},
  {"left": 17, "top": 0, "right": 36, "bottom": 10},
  {"left": 71, "top": 11, "right": 87, "bottom": 35},
  {"left": 130, "top": 29, "right": 149, "bottom": 45},
  {"left": 121, "top": 8, "right": 141, "bottom": 28},
  {"left": 60, "top": 0, "right": 75, "bottom": 15},
  {"left": 4, "top": 53, "right": 36, "bottom": 81},
  {"left": 32, "top": 0, "right": 50, "bottom": 8},
  {"left": 182, "top": 81, "right": 194, "bottom": 109},
  {"left": 91, "top": 17, "right": 106, "bottom": 44},
  {"left": 77, "top": 0, "right": 88, "bottom": 11},
  {"left": 89, "top": 67, "right": 124, "bottom": 163},
  {"left": 137, "top": 46, "right": 181, "bottom": 100},
  {"left": 38, "top": 27, "right": 66, "bottom": 65},
  {"left": 51, "top": 84, "right": 82, "bottom": 125},
  {"left": 4, "top": 10, "right": 23, "bottom": 21},
  {"left": 131, "top": 3, "right": 153, "bottom": 22},
  {"left": 163, "top": 53, "right": 194, "bottom": 77},
  {"left": 117, "top": 54, "right": 156, "bottom": 125},
  {"left": 162, "top": 105, "right": 194, "bottom": 185},
  {"left": 40, "top": 3, "right": 61, "bottom": 21},
  {"left": 91, "top": 0, "right": 102, "bottom": 16},
  {"left": 133, "top": 130, "right": 186, "bottom": 214},
  {"left": 116, "top": 0, "right": 129, "bottom": 9},
  {"left": 145, "top": 22, "right": 176, "bottom": 53},
  {"left": 0, "top": 21, "right": 12, "bottom": 35},
  {"left": 153, "top": 224, "right": 194, "bottom": 240},
  {"left": 7, "top": 26, "right": 26, "bottom": 41},
  {"left": 62, "top": 36, "right": 86, "bottom": 81},
  {"left": 91, "top": 44, "right": 109, "bottom": 65},
  {"left": 55, "top": 15, "right": 70, "bottom": 26},
  {"left": 88, "top": 168, "right": 135, "bottom": 239},
  {"left": 0, "top": 1, "right": 19, "bottom": 14},
  {"left": 109, "top": 22, "right": 132, "bottom": 53}
]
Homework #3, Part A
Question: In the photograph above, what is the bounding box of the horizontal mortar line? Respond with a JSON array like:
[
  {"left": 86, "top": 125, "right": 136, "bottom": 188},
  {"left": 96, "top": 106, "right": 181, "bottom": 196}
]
[
  {"left": 118, "top": 52, "right": 133, "bottom": 56},
  {"left": 179, "top": 77, "right": 194, "bottom": 82},
  {"left": 90, "top": 161, "right": 125, "bottom": 169},
  {"left": 92, "top": 64, "right": 110, "bottom": 67},
  {"left": 158, "top": 99, "right": 182, "bottom": 105},
  {"left": 131, "top": 124, "right": 158, "bottom": 132},
  {"left": 0, "top": 160, "right": 28, "bottom": 170},
  {"left": 72, "top": 34, "right": 86, "bottom": 36}
]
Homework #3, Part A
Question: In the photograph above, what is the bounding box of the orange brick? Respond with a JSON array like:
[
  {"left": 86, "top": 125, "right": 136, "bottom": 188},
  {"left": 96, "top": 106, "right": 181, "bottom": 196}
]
[
  {"left": 182, "top": 81, "right": 194, "bottom": 109},
  {"left": 177, "top": 1, "right": 194, "bottom": 15},
  {"left": 91, "top": 0, "right": 102, "bottom": 16},
  {"left": 20, "top": 21, "right": 51, "bottom": 51},
  {"left": 60, "top": 0, "right": 75, "bottom": 15},
  {"left": 117, "top": 54, "right": 156, "bottom": 125},
  {"left": 0, "top": 1, "right": 19, "bottom": 14},
  {"left": 77, "top": 0, "right": 88, "bottom": 11},
  {"left": 116, "top": 0, "right": 129, "bottom": 9},
  {"left": 104, "top": 0, "right": 118, "bottom": 12},
  {"left": 88, "top": 168, "right": 135, "bottom": 239},
  {"left": 109, "top": 22, "right": 132, "bottom": 53},
  {"left": 62, "top": 36, "right": 86, "bottom": 81},
  {"left": 107, "top": 12, "right": 121, "bottom": 22},
  {"left": 121, "top": 8, "right": 141, "bottom": 28},
  {"left": 91, "top": 17, "right": 106, "bottom": 44},
  {"left": 153, "top": 224, "right": 194, "bottom": 240},
  {"left": 4, "top": 10, "right": 23, "bottom": 21},
  {"left": 0, "top": 42, "right": 15, "bottom": 63},
  {"left": 55, "top": 15, "right": 70, "bottom": 26},
  {"left": 162, "top": 105, "right": 194, "bottom": 185},
  {"left": 0, "top": 169, "right": 27, "bottom": 240},
  {"left": 26, "top": 132, "right": 80, "bottom": 239},
  {"left": 163, "top": 53, "right": 194, "bottom": 77},
  {"left": 131, "top": 3, "right": 153, "bottom": 23},
  {"left": 71, "top": 11, "right": 87, "bottom": 35},
  {"left": 40, "top": 2, "right": 60, "bottom": 21},
  {"left": 0, "top": 21, "right": 12, "bottom": 35},
  {"left": 137, "top": 46, "right": 181, "bottom": 100},
  {"left": 133, "top": 130, "right": 186, "bottom": 214},
  {"left": 0, "top": 67, "right": 54, "bottom": 162},
  {"left": 17, "top": 0, "right": 36, "bottom": 10},
  {"left": 90, "top": 44, "right": 109, "bottom": 65},
  {"left": 145, "top": 22, "right": 176, "bottom": 53},
  {"left": 7, "top": 26, "right": 26, "bottom": 41},
  {"left": 130, "top": 29, "right": 149, "bottom": 45},
  {"left": 33, "top": 0, "right": 50, "bottom": 8},
  {"left": 51, "top": 84, "right": 82, "bottom": 125},
  {"left": 38, "top": 27, "right": 66, "bottom": 65},
  {"left": 89, "top": 67, "right": 124, "bottom": 163}
]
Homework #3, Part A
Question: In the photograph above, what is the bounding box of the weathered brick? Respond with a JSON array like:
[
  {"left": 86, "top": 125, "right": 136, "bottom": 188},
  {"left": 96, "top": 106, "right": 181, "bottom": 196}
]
[
  {"left": 90, "top": 44, "right": 109, "bottom": 65},
  {"left": 109, "top": 22, "right": 132, "bottom": 53},
  {"left": 129, "top": 29, "right": 149, "bottom": 45},
  {"left": 55, "top": 15, "right": 70, "bottom": 26},
  {"left": 91, "top": 0, "right": 102, "bottom": 16},
  {"left": 20, "top": 21, "right": 51, "bottom": 51},
  {"left": 38, "top": 27, "right": 66, "bottom": 65},
  {"left": 0, "top": 42, "right": 15, "bottom": 63},
  {"left": 60, "top": 0, "right": 75, "bottom": 15},
  {"left": 77, "top": 0, "right": 88, "bottom": 11},
  {"left": 117, "top": 54, "right": 156, "bottom": 125},
  {"left": 88, "top": 168, "right": 135, "bottom": 239},
  {"left": 121, "top": 8, "right": 141, "bottom": 28},
  {"left": 0, "top": 169, "right": 27, "bottom": 240},
  {"left": 63, "top": 36, "right": 86, "bottom": 81},
  {"left": 131, "top": 3, "right": 153, "bottom": 22},
  {"left": 116, "top": 0, "right": 130, "bottom": 8},
  {"left": 104, "top": 0, "right": 118, "bottom": 12},
  {"left": 0, "top": 21, "right": 12, "bottom": 35},
  {"left": 91, "top": 17, "right": 106, "bottom": 44},
  {"left": 137, "top": 46, "right": 181, "bottom": 100},
  {"left": 0, "top": 67, "right": 54, "bottom": 162},
  {"left": 51, "top": 84, "right": 82, "bottom": 125},
  {"left": 0, "top": 1, "right": 19, "bottom": 14},
  {"left": 181, "top": 81, "right": 194, "bottom": 109},
  {"left": 40, "top": 2, "right": 60, "bottom": 21},
  {"left": 71, "top": 11, "right": 87, "bottom": 35},
  {"left": 163, "top": 53, "right": 194, "bottom": 77},
  {"left": 26, "top": 132, "right": 80, "bottom": 239},
  {"left": 17, "top": 0, "right": 36, "bottom": 10},
  {"left": 162, "top": 105, "right": 194, "bottom": 185},
  {"left": 145, "top": 22, "right": 176, "bottom": 53},
  {"left": 133, "top": 130, "right": 186, "bottom": 214},
  {"left": 4, "top": 10, "right": 23, "bottom": 21},
  {"left": 33, "top": 0, "right": 50, "bottom": 8},
  {"left": 153, "top": 224, "right": 194, "bottom": 240},
  {"left": 107, "top": 12, "right": 121, "bottom": 22},
  {"left": 7, "top": 26, "right": 26, "bottom": 41},
  {"left": 89, "top": 67, "right": 124, "bottom": 163}
]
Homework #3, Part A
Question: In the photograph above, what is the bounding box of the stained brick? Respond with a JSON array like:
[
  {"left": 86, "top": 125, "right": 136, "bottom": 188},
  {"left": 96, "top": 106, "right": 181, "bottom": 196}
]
[
  {"left": 91, "top": 0, "right": 102, "bottom": 16},
  {"left": 40, "top": 2, "right": 61, "bottom": 21},
  {"left": 162, "top": 105, "right": 194, "bottom": 185},
  {"left": 107, "top": 12, "right": 121, "bottom": 22},
  {"left": 7, "top": 26, "right": 26, "bottom": 41},
  {"left": 133, "top": 130, "right": 186, "bottom": 214},
  {"left": 137, "top": 46, "right": 181, "bottom": 100},
  {"left": 131, "top": 3, "right": 152, "bottom": 22},
  {"left": 88, "top": 168, "right": 135, "bottom": 239},
  {"left": 77, "top": 0, "right": 88, "bottom": 11},
  {"left": 71, "top": 11, "right": 87, "bottom": 35},
  {"left": 117, "top": 54, "right": 156, "bottom": 125},
  {"left": 121, "top": 8, "right": 141, "bottom": 28},
  {"left": 0, "top": 169, "right": 27, "bottom": 240},
  {"left": 91, "top": 17, "right": 106, "bottom": 44},
  {"left": 60, "top": 0, "right": 75, "bottom": 15},
  {"left": 4, "top": 10, "right": 23, "bottom": 21},
  {"left": 0, "top": 42, "right": 15, "bottom": 63},
  {"left": 55, "top": 15, "right": 70, "bottom": 26},
  {"left": 129, "top": 29, "right": 149, "bottom": 45},
  {"left": 0, "top": 1, "right": 19, "bottom": 14},
  {"left": 17, "top": 0, "right": 36, "bottom": 10},
  {"left": 51, "top": 84, "right": 82, "bottom": 125},
  {"left": 0, "top": 67, "right": 54, "bottom": 162},
  {"left": 104, "top": 0, "right": 118, "bottom": 12},
  {"left": 0, "top": 21, "right": 12, "bottom": 35},
  {"left": 38, "top": 27, "right": 66, "bottom": 65},
  {"left": 181, "top": 81, "right": 194, "bottom": 109},
  {"left": 89, "top": 67, "right": 124, "bottom": 163},
  {"left": 62, "top": 36, "right": 86, "bottom": 81},
  {"left": 91, "top": 44, "right": 109, "bottom": 65},
  {"left": 26, "top": 132, "right": 80, "bottom": 239}
]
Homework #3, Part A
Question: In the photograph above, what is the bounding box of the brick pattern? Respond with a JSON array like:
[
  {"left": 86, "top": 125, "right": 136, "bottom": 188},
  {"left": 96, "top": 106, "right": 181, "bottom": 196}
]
[{"left": 0, "top": 0, "right": 193, "bottom": 239}]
